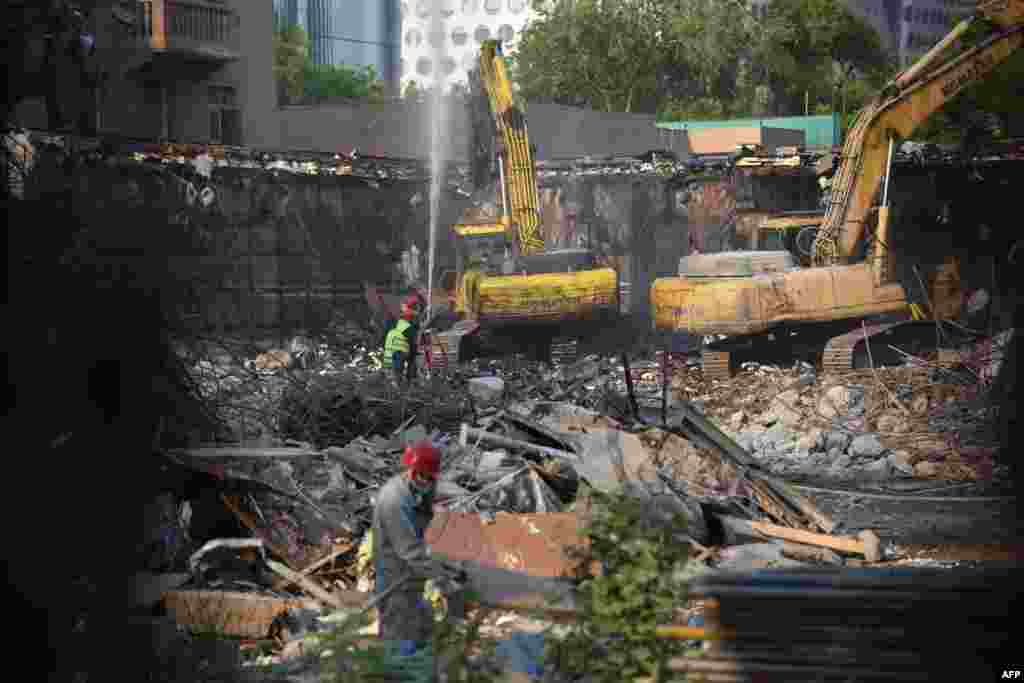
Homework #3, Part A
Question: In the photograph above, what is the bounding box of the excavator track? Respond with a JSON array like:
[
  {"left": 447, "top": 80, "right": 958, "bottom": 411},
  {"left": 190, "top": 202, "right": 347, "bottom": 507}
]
[
  {"left": 701, "top": 351, "right": 732, "bottom": 380},
  {"left": 822, "top": 320, "right": 962, "bottom": 373},
  {"left": 551, "top": 338, "right": 579, "bottom": 366}
]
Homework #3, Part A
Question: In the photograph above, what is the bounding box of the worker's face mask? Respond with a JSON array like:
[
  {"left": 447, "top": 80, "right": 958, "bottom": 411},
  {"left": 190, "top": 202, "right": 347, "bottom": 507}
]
[{"left": 409, "top": 474, "right": 436, "bottom": 505}]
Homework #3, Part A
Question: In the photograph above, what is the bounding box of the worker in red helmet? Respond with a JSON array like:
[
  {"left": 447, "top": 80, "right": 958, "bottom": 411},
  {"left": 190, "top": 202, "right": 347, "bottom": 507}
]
[
  {"left": 371, "top": 441, "right": 466, "bottom": 657},
  {"left": 382, "top": 293, "right": 424, "bottom": 384}
]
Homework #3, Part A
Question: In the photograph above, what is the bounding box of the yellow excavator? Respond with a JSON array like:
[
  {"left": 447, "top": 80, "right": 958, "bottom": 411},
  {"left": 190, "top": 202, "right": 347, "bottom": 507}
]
[
  {"left": 652, "top": 0, "right": 1023, "bottom": 377},
  {"left": 428, "top": 40, "right": 620, "bottom": 365}
]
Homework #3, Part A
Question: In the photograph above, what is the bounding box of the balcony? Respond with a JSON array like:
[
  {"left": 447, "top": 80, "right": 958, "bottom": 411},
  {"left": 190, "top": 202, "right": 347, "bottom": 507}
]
[{"left": 134, "top": 0, "right": 240, "bottom": 64}]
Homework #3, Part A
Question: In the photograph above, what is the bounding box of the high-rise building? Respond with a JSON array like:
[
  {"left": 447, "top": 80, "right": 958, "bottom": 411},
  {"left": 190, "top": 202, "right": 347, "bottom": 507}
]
[
  {"left": 399, "top": 0, "right": 536, "bottom": 92},
  {"left": 895, "top": 0, "right": 978, "bottom": 67},
  {"left": 273, "top": 0, "right": 401, "bottom": 85}
]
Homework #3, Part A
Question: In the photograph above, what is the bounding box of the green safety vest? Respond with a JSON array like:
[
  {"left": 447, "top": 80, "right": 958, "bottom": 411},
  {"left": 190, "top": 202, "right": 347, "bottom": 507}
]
[{"left": 382, "top": 319, "right": 412, "bottom": 367}]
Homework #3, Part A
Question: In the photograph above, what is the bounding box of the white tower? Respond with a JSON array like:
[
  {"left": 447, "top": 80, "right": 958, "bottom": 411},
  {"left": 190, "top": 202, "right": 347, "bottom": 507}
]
[{"left": 399, "top": 0, "right": 536, "bottom": 93}]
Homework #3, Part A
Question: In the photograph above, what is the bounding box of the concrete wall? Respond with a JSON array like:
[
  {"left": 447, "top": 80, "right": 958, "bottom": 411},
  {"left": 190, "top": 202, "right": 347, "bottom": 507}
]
[{"left": 679, "top": 165, "right": 821, "bottom": 254}]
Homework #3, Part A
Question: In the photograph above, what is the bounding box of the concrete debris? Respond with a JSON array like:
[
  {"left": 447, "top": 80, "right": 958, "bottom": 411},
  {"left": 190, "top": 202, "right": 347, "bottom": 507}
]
[
  {"left": 715, "top": 543, "right": 809, "bottom": 571},
  {"left": 468, "top": 376, "right": 506, "bottom": 406},
  {"left": 888, "top": 450, "right": 916, "bottom": 475},
  {"left": 849, "top": 434, "right": 886, "bottom": 460},
  {"left": 140, "top": 324, "right": 1008, "bottom": 665}
]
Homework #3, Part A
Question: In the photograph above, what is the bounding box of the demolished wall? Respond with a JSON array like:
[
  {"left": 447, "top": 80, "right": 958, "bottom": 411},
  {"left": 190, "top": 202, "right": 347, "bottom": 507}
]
[{"left": 11, "top": 133, "right": 691, "bottom": 336}]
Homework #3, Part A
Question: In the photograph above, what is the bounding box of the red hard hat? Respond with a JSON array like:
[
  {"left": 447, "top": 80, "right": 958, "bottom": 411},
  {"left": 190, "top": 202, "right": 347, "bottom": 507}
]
[{"left": 402, "top": 441, "right": 441, "bottom": 478}]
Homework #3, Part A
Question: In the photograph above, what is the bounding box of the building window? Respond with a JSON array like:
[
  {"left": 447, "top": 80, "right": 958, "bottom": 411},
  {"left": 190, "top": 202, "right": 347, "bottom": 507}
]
[
  {"left": 904, "top": 6, "right": 912, "bottom": 21},
  {"left": 474, "top": 25, "right": 491, "bottom": 43},
  {"left": 441, "top": 57, "right": 456, "bottom": 75},
  {"left": 406, "top": 28, "right": 422, "bottom": 47},
  {"left": 484, "top": 0, "right": 501, "bottom": 15},
  {"left": 401, "top": 2, "right": 409, "bottom": 19},
  {"left": 462, "top": 0, "right": 479, "bottom": 13},
  {"left": 498, "top": 25, "right": 514, "bottom": 43},
  {"left": 452, "top": 26, "right": 468, "bottom": 46},
  {"left": 508, "top": 0, "right": 526, "bottom": 13},
  {"left": 416, "top": 57, "right": 432, "bottom": 76},
  {"left": 209, "top": 85, "right": 240, "bottom": 146},
  {"left": 416, "top": 0, "right": 430, "bottom": 18}
]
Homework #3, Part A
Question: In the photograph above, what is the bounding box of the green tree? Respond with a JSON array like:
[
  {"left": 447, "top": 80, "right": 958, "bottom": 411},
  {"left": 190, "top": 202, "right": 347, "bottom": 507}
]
[
  {"left": 274, "top": 22, "right": 387, "bottom": 104},
  {"left": 658, "top": 0, "right": 760, "bottom": 119},
  {"left": 273, "top": 24, "right": 308, "bottom": 103},
  {"left": 913, "top": 15, "right": 1024, "bottom": 147},
  {"left": 302, "top": 61, "right": 380, "bottom": 101},
  {"left": 752, "top": 0, "right": 892, "bottom": 116},
  {"left": 512, "top": 0, "right": 668, "bottom": 113}
]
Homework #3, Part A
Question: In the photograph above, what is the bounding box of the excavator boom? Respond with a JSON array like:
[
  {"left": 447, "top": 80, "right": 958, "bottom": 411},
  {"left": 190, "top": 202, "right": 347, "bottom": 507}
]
[
  {"left": 651, "top": 0, "right": 1021, "bottom": 377},
  {"left": 478, "top": 40, "right": 544, "bottom": 255},
  {"left": 815, "top": 0, "right": 1024, "bottom": 266}
]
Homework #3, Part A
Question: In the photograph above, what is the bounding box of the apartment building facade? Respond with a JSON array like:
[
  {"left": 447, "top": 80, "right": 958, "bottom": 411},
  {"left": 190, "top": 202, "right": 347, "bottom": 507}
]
[{"left": 12, "top": 0, "right": 253, "bottom": 146}]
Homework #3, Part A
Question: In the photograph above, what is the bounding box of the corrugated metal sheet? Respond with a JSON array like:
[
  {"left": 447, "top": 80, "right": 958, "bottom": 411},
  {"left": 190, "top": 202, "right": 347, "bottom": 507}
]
[
  {"left": 425, "top": 511, "right": 586, "bottom": 578},
  {"left": 657, "top": 115, "right": 840, "bottom": 149}
]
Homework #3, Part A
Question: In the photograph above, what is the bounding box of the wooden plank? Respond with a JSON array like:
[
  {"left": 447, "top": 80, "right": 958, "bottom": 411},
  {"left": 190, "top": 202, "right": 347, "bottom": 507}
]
[
  {"left": 265, "top": 560, "right": 345, "bottom": 610},
  {"left": 219, "top": 494, "right": 300, "bottom": 570},
  {"left": 759, "top": 475, "right": 838, "bottom": 534},
  {"left": 271, "top": 543, "right": 352, "bottom": 591},
  {"left": 163, "top": 590, "right": 318, "bottom": 639},
  {"left": 718, "top": 515, "right": 880, "bottom": 561}
]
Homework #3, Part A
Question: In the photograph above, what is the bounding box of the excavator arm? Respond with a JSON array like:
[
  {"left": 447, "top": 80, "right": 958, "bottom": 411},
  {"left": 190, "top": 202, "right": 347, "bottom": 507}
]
[
  {"left": 814, "top": 0, "right": 1024, "bottom": 268},
  {"left": 478, "top": 39, "right": 544, "bottom": 256}
]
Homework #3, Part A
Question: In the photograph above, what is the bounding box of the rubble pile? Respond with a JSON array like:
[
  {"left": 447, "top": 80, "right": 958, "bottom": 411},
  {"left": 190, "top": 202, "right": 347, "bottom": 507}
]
[
  {"left": 669, "top": 334, "right": 1011, "bottom": 484},
  {"left": 131, "top": 325, "right": 1012, "bottom": 676}
]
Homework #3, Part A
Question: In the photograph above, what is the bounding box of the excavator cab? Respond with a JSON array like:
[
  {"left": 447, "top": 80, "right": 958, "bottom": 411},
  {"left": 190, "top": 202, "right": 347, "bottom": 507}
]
[{"left": 751, "top": 212, "right": 825, "bottom": 267}]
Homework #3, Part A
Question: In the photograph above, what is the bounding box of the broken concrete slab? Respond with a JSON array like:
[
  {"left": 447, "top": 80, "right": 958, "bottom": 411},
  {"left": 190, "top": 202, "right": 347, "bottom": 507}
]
[
  {"left": 468, "top": 377, "right": 506, "bottom": 406},
  {"left": 570, "top": 428, "right": 654, "bottom": 491},
  {"left": 849, "top": 434, "right": 885, "bottom": 459},
  {"left": 817, "top": 385, "right": 864, "bottom": 419},
  {"left": 715, "top": 543, "right": 808, "bottom": 571},
  {"left": 861, "top": 457, "right": 894, "bottom": 481},
  {"left": 759, "top": 390, "right": 803, "bottom": 428},
  {"left": 888, "top": 450, "right": 915, "bottom": 475}
]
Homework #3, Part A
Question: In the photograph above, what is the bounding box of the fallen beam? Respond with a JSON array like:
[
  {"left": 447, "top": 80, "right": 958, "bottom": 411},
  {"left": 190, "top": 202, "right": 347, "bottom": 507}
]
[
  {"left": 271, "top": 543, "right": 353, "bottom": 591},
  {"left": 459, "top": 424, "right": 579, "bottom": 461},
  {"left": 670, "top": 402, "right": 836, "bottom": 533},
  {"left": 777, "top": 541, "right": 844, "bottom": 565},
  {"left": 717, "top": 515, "right": 881, "bottom": 562},
  {"left": 163, "top": 590, "right": 320, "bottom": 639},
  {"left": 266, "top": 560, "right": 345, "bottom": 610}
]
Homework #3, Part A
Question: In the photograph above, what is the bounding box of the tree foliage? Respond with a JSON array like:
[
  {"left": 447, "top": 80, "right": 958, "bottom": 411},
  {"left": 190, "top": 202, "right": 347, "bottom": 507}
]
[
  {"left": 751, "top": 0, "right": 893, "bottom": 117},
  {"left": 512, "top": 0, "right": 893, "bottom": 120},
  {"left": 545, "top": 492, "right": 699, "bottom": 681},
  {"left": 273, "top": 24, "right": 386, "bottom": 104},
  {"left": 273, "top": 24, "right": 307, "bottom": 102},
  {"left": 513, "top": 0, "right": 667, "bottom": 113},
  {"left": 913, "top": 15, "right": 1024, "bottom": 146}
]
